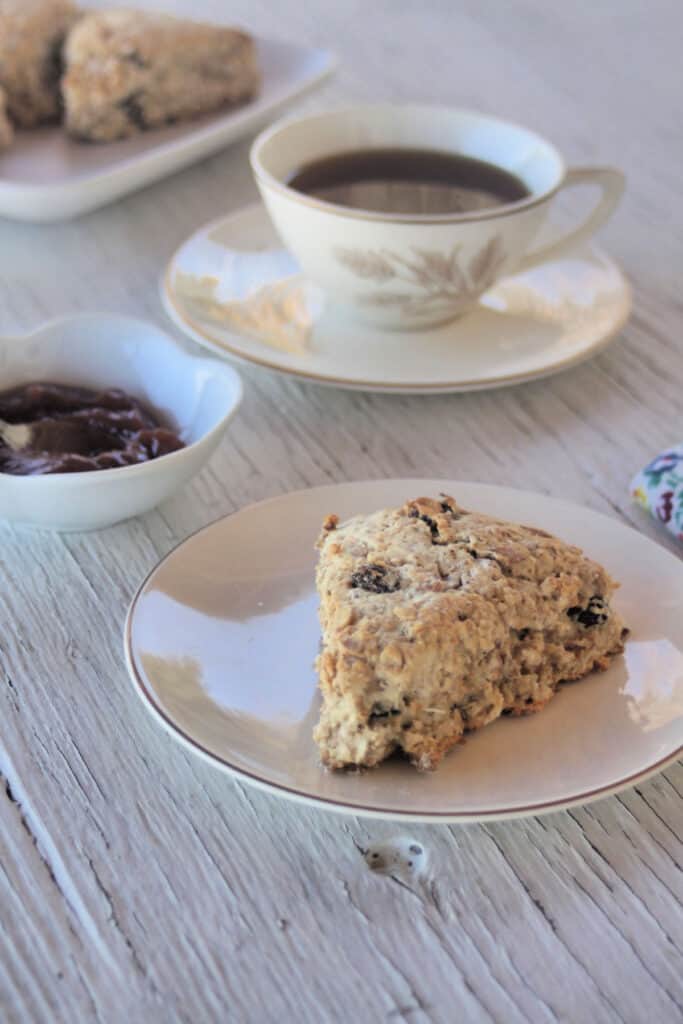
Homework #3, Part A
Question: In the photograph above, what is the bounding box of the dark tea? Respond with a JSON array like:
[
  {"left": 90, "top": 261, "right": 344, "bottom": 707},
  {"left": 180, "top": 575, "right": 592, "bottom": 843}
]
[{"left": 287, "top": 147, "right": 530, "bottom": 215}]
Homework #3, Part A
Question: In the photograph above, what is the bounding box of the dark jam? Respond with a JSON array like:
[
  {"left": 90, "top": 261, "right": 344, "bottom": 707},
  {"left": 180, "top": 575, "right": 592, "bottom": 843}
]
[{"left": 0, "top": 382, "right": 185, "bottom": 475}]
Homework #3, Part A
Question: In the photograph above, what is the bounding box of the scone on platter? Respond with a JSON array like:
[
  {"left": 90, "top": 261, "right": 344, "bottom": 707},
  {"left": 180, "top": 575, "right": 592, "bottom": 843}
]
[
  {"left": 314, "top": 496, "right": 628, "bottom": 771},
  {"left": 0, "top": 0, "right": 77, "bottom": 128},
  {"left": 0, "top": 85, "right": 13, "bottom": 149},
  {"left": 62, "top": 9, "right": 260, "bottom": 142}
]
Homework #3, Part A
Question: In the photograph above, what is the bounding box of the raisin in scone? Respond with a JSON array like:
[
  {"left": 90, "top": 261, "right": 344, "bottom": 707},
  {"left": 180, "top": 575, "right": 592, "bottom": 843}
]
[
  {"left": 314, "top": 496, "right": 627, "bottom": 771},
  {"left": 62, "top": 10, "right": 260, "bottom": 142},
  {"left": 0, "top": 0, "right": 77, "bottom": 128},
  {"left": 0, "top": 86, "right": 13, "bottom": 149}
]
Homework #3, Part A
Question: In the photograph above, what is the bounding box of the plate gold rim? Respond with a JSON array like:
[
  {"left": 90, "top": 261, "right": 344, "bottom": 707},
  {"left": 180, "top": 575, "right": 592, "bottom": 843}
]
[{"left": 124, "top": 480, "right": 683, "bottom": 822}]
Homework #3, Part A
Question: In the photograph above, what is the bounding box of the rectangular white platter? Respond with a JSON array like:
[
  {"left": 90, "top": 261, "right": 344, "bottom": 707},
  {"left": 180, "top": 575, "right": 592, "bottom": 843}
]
[{"left": 0, "top": 37, "right": 336, "bottom": 223}]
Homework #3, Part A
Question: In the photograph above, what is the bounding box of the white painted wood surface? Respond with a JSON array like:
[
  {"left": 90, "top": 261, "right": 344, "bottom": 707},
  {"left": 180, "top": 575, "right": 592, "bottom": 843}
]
[{"left": 1, "top": 1, "right": 682, "bottom": 1021}]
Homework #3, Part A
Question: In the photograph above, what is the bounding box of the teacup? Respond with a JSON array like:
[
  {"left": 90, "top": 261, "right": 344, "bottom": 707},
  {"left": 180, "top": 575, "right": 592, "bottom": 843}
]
[{"left": 250, "top": 104, "right": 624, "bottom": 330}]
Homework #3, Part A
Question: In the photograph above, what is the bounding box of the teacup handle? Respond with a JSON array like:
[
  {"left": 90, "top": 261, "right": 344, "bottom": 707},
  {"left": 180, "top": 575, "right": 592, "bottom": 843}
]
[{"left": 516, "top": 166, "right": 625, "bottom": 272}]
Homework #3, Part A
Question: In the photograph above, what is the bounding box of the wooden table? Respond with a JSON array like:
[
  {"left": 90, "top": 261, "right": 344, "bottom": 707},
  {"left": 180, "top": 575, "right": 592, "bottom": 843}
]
[{"left": 2, "top": 2, "right": 682, "bottom": 1021}]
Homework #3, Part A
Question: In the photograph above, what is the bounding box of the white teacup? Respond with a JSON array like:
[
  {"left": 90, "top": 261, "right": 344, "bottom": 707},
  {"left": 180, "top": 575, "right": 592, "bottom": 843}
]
[{"left": 250, "top": 104, "right": 624, "bottom": 331}]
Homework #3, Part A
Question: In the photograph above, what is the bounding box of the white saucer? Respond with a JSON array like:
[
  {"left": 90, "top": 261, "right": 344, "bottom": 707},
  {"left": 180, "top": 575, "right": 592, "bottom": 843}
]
[
  {"left": 125, "top": 480, "right": 683, "bottom": 822},
  {"left": 161, "top": 202, "right": 631, "bottom": 393}
]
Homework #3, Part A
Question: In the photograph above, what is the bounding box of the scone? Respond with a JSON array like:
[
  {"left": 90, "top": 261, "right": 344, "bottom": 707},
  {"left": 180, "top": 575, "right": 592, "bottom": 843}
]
[
  {"left": 0, "top": 0, "right": 78, "bottom": 127},
  {"left": 314, "top": 496, "right": 628, "bottom": 771},
  {"left": 0, "top": 86, "right": 13, "bottom": 149},
  {"left": 62, "top": 10, "right": 260, "bottom": 142}
]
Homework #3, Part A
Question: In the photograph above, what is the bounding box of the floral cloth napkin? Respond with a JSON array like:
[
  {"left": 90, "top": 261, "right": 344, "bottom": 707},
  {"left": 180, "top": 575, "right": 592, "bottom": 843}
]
[{"left": 631, "top": 446, "right": 683, "bottom": 543}]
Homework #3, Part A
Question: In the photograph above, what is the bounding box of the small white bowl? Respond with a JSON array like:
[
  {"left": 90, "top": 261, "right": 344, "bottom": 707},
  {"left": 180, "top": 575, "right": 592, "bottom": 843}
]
[{"left": 0, "top": 313, "right": 243, "bottom": 531}]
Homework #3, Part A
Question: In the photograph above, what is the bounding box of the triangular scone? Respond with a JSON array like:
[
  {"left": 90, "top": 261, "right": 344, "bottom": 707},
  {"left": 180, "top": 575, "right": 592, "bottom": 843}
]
[
  {"left": 0, "top": 86, "right": 13, "bottom": 150},
  {"left": 0, "top": 1, "right": 78, "bottom": 128},
  {"left": 314, "top": 496, "right": 628, "bottom": 771},
  {"left": 62, "top": 10, "right": 259, "bottom": 142}
]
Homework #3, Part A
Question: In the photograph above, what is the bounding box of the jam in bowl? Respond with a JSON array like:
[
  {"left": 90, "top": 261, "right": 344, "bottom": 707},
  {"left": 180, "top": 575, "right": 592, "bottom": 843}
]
[
  {"left": 0, "top": 313, "right": 242, "bottom": 530},
  {"left": 0, "top": 382, "right": 185, "bottom": 475}
]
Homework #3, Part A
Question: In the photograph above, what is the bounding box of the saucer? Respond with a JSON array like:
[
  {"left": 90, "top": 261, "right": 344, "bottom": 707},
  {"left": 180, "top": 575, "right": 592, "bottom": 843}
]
[{"left": 161, "top": 202, "right": 631, "bottom": 393}]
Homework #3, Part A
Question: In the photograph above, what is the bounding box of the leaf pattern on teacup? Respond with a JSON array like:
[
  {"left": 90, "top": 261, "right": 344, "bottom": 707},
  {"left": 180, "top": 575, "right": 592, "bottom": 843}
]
[
  {"left": 334, "top": 248, "right": 397, "bottom": 281},
  {"left": 467, "top": 236, "right": 506, "bottom": 288},
  {"left": 411, "top": 249, "right": 460, "bottom": 286},
  {"left": 333, "top": 236, "right": 506, "bottom": 316}
]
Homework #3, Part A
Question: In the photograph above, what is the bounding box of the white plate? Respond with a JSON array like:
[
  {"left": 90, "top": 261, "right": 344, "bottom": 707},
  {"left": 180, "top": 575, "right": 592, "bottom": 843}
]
[
  {"left": 125, "top": 480, "right": 683, "bottom": 822},
  {"left": 0, "top": 39, "right": 335, "bottom": 222},
  {"left": 161, "top": 202, "right": 631, "bottom": 393}
]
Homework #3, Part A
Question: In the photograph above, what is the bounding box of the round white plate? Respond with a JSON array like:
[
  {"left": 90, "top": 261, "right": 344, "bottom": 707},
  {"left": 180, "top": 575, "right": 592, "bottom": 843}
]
[
  {"left": 161, "top": 202, "right": 631, "bottom": 393},
  {"left": 125, "top": 480, "right": 683, "bottom": 822}
]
